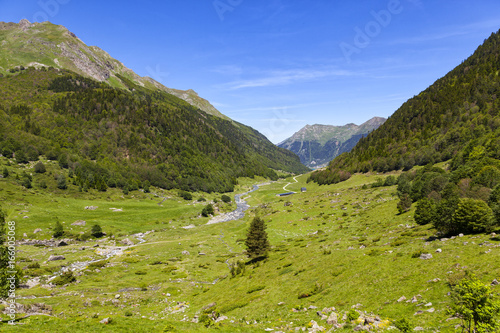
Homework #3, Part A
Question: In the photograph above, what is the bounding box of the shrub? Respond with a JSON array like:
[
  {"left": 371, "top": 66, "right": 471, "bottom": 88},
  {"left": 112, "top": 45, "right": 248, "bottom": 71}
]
[
  {"left": 414, "top": 198, "right": 436, "bottom": 225},
  {"left": 179, "top": 191, "right": 192, "bottom": 200},
  {"left": 397, "top": 194, "right": 412, "bottom": 214},
  {"left": 52, "top": 271, "right": 76, "bottom": 286},
  {"left": 27, "top": 262, "right": 40, "bottom": 269},
  {"left": 221, "top": 194, "right": 231, "bottom": 203},
  {"left": 88, "top": 261, "right": 107, "bottom": 268},
  {"left": 394, "top": 318, "right": 414, "bottom": 332},
  {"left": 57, "top": 174, "right": 67, "bottom": 190},
  {"left": 452, "top": 198, "right": 494, "bottom": 234},
  {"left": 34, "top": 161, "right": 46, "bottom": 174},
  {"left": 201, "top": 204, "right": 214, "bottom": 217},
  {"left": 449, "top": 274, "right": 500, "bottom": 332},
  {"left": 2, "top": 167, "right": 8, "bottom": 178},
  {"left": 91, "top": 224, "right": 104, "bottom": 238},
  {"left": 53, "top": 221, "right": 64, "bottom": 238},
  {"left": 347, "top": 309, "right": 359, "bottom": 321}
]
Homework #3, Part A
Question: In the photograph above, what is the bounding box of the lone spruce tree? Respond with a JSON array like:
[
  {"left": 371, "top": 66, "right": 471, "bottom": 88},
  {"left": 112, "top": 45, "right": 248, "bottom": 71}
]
[{"left": 245, "top": 216, "right": 270, "bottom": 259}]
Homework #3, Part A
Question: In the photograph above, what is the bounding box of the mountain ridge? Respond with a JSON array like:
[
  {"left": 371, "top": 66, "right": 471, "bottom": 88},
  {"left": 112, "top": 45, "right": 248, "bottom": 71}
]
[
  {"left": 0, "top": 19, "right": 228, "bottom": 119},
  {"left": 278, "top": 117, "right": 386, "bottom": 168}
]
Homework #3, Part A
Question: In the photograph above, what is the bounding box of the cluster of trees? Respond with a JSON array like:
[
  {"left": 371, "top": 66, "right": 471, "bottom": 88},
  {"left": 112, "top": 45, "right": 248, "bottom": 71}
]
[
  {"left": 396, "top": 153, "right": 500, "bottom": 235},
  {"left": 311, "top": 30, "right": 500, "bottom": 185},
  {"left": 0, "top": 68, "right": 308, "bottom": 194},
  {"left": 53, "top": 221, "right": 104, "bottom": 239}
]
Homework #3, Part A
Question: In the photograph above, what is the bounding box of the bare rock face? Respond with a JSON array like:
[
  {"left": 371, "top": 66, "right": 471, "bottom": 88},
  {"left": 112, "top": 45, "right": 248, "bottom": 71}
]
[{"left": 19, "top": 19, "right": 34, "bottom": 31}]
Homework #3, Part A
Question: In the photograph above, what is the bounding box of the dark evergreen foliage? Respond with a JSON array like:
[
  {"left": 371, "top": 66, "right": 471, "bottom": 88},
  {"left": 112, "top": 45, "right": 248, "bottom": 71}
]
[
  {"left": 245, "top": 216, "right": 270, "bottom": 259},
  {"left": 0, "top": 67, "right": 308, "bottom": 193},
  {"left": 312, "top": 29, "right": 500, "bottom": 185}
]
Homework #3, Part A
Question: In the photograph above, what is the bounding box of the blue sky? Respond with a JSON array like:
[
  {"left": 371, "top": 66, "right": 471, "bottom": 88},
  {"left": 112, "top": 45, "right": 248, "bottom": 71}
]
[{"left": 2, "top": 0, "right": 500, "bottom": 143}]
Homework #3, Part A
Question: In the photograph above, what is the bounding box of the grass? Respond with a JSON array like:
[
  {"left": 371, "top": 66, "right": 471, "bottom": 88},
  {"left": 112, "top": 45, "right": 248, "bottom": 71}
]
[{"left": 1, "top": 158, "right": 499, "bottom": 332}]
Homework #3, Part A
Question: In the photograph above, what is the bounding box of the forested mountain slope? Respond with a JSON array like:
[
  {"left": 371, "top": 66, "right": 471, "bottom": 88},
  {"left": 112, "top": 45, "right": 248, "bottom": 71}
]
[
  {"left": 0, "top": 68, "right": 308, "bottom": 193},
  {"left": 310, "top": 29, "right": 500, "bottom": 185}
]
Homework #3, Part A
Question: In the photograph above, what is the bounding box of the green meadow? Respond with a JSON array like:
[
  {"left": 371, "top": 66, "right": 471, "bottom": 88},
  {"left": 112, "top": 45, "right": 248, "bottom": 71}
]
[{"left": 1, "top": 157, "right": 499, "bottom": 332}]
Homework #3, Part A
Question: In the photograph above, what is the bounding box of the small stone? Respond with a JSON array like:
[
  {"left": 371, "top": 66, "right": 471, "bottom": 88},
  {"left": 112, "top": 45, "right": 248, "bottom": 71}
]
[
  {"left": 34, "top": 228, "right": 42, "bottom": 233},
  {"left": 424, "top": 302, "right": 432, "bottom": 307},
  {"left": 57, "top": 240, "right": 68, "bottom": 247},
  {"left": 326, "top": 312, "right": 338, "bottom": 325},
  {"left": 427, "top": 308, "right": 435, "bottom": 313},
  {"left": 115, "top": 294, "right": 120, "bottom": 299},
  {"left": 397, "top": 296, "right": 407, "bottom": 302},
  {"left": 458, "top": 233, "right": 464, "bottom": 237},
  {"left": 182, "top": 250, "right": 190, "bottom": 256},
  {"left": 435, "top": 248, "right": 442, "bottom": 253},
  {"left": 491, "top": 279, "right": 499, "bottom": 286},
  {"left": 419, "top": 253, "right": 432, "bottom": 260},
  {"left": 99, "top": 317, "right": 110, "bottom": 324},
  {"left": 414, "top": 327, "right": 424, "bottom": 331}
]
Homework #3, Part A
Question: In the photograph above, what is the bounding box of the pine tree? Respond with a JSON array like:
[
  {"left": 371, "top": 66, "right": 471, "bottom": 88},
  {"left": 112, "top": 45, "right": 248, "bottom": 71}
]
[
  {"left": 53, "top": 221, "right": 64, "bottom": 238},
  {"left": 245, "top": 216, "right": 270, "bottom": 259},
  {"left": 91, "top": 224, "right": 103, "bottom": 238}
]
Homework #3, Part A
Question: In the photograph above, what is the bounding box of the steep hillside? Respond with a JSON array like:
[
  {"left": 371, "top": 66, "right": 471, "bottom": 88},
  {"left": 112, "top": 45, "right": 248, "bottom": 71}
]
[
  {"left": 0, "top": 19, "right": 227, "bottom": 119},
  {"left": 0, "top": 68, "right": 308, "bottom": 193},
  {"left": 311, "top": 29, "right": 500, "bottom": 184},
  {"left": 278, "top": 117, "right": 385, "bottom": 168}
]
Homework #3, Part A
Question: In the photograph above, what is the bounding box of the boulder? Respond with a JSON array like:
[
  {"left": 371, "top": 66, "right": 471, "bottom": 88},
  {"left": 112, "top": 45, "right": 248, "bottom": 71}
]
[
  {"left": 72, "top": 220, "right": 86, "bottom": 226},
  {"left": 326, "top": 312, "right": 338, "bottom": 325},
  {"left": 121, "top": 238, "right": 134, "bottom": 246},
  {"left": 419, "top": 253, "right": 433, "bottom": 260},
  {"left": 491, "top": 279, "right": 499, "bottom": 286},
  {"left": 47, "top": 255, "right": 65, "bottom": 261},
  {"left": 57, "top": 240, "right": 68, "bottom": 247}
]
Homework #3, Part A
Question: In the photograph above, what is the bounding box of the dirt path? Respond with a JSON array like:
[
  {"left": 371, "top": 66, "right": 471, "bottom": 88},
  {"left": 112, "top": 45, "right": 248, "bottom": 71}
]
[{"left": 283, "top": 175, "right": 299, "bottom": 191}]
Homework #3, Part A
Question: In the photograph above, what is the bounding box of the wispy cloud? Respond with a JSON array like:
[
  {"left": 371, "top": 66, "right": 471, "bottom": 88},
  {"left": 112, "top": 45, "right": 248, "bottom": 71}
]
[
  {"left": 387, "top": 19, "right": 500, "bottom": 45},
  {"left": 222, "top": 68, "right": 360, "bottom": 90}
]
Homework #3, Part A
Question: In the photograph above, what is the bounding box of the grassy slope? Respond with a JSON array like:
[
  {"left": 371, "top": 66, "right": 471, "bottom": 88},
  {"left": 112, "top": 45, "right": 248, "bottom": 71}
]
[{"left": 1, "top": 159, "right": 499, "bottom": 332}]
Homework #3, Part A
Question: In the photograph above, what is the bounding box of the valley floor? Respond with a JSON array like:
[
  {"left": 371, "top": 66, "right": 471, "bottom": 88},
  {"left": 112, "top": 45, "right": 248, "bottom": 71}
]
[{"left": 1, "top": 164, "right": 499, "bottom": 332}]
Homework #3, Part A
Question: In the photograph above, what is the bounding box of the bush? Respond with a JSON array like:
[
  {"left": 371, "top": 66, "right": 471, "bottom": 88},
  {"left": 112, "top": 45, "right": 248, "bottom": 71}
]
[
  {"left": 91, "top": 224, "right": 104, "bottom": 238},
  {"left": 452, "top": 198, "right": 494, "bottom": 234},
  {"left": 414, "top": 198, "right": 436, "bottom": 225},
  {"left": 53, "top": 221, "right": 64, "bottom": 238},
  {"left": 449, "top": 274, "right": 500, "bottom": 332},
  {"left": 2, "top": 167, "right": 8, "bottom": 178},
  {"left": 57, "top": 174, "right": 67, "bottom": 190},
  {"left": 201, "top": 204, "right": 214, "bottom": 217},
  {"left": 221, "top": 194, "right": 231, "bottom": 203},
  {"left": 52, "top": 271, "right": 76, "bottom": 286},
  {"left": 179, "top": 191, "right": 192, "bottom": 200},
  {"left": 397, "top": 194, "right": 412, "bottom": 214},
  {"left": 394, "top": 318, "right": 414, "bottom": 332},
  {"left": 346, "top": 309, "right": 359, "bottom": 321}
]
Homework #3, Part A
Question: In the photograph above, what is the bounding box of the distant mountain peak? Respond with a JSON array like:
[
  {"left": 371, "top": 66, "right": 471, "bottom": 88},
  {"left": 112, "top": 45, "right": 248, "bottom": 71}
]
[{"left": 278, "top": 117, "right": 386, "bottom": 168}]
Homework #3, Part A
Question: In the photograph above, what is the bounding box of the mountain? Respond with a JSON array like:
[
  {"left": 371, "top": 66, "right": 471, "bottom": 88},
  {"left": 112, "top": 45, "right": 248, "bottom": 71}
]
[
  {"left": 310, "top": 29, "right": 500, "bottom": 185},
  {"left": 278, "top": 117, "right": 385, "bottom": 168},
  {"left": 0, "top": 21, "right": 309, "bottom": 193},
  {"left": 0, "top": 19, "right": 227, "bottom": 119}
]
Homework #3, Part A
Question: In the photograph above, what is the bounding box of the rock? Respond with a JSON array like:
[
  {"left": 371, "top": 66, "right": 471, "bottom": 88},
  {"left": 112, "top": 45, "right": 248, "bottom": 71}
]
[
  {"left": 215, "top": 315, "right": 228, "bottom": 323},
  {"left": 182, "top": 250, "right": 190, "bottom": 256},
  {"left": 278, "top": 302, "right": 285, "bottom": 306},
  {"left": 99, "top": 317, "right": 110, "bottom": 324},
  {"left": 308, "top": 305, "right": 318, "bottom": 310},
  {"left": 397, "top": 296, "right": 407, "bottom": 302},
  {"left": 326, "top": 312, "right": 338, "bottom": 325},
  {"left": 47, "top": 255, "right": 65, "bottom": 261},
  {"left": 121, "top": 238, "right": 134, "bottom": 246},
  {"left": 57, "top": 240, "right": 68, "bottom": 247},
  {"left": 491, "top": 279, "right": 499, "bottom": 286},
  {"left": 72, "top": 220, "right": 86, "bottom": 226},
  {"left": 458, "top": 233, "right": 464, "bottom": 237},
  {"left": 425, "top": 302, "right": 432, "bottom": 307},
  {"left": 85, "top": 206, "right": 98, "bottom": 210},
  {"left": 93, "top": 244, "right": 99, "bottom": 248},
  {"left": 427, "top": 308, "right": 435, "bottom": 313},
  {"left": 435, "top": 248, "right": 442, "bottom": 253},
  {"left": 419, "top": 253, "right": 433, "bottom": 260},
  {"left": 410, "top": 296, "right": 418, "bottom": 303},
  {"left": 202, "top": 302, "right": 216, "bottom": 311},
  {"left": 34, "top": 228, "right": 42, "bottom": 233},
  {"left": 364, "top": 317, "right": 376, "bottom": 325},
  {"left": 309, "top": 320, "right": 325, "bottom": 332},
  {"left": 23, "top": 233, "right": 28, "bottom": 238},
  {"left": 414, "top": 327, "right": 424, "bottom": 331},
  {"left": 115, "top": 294, "right": 120, "bottom": 299}
]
